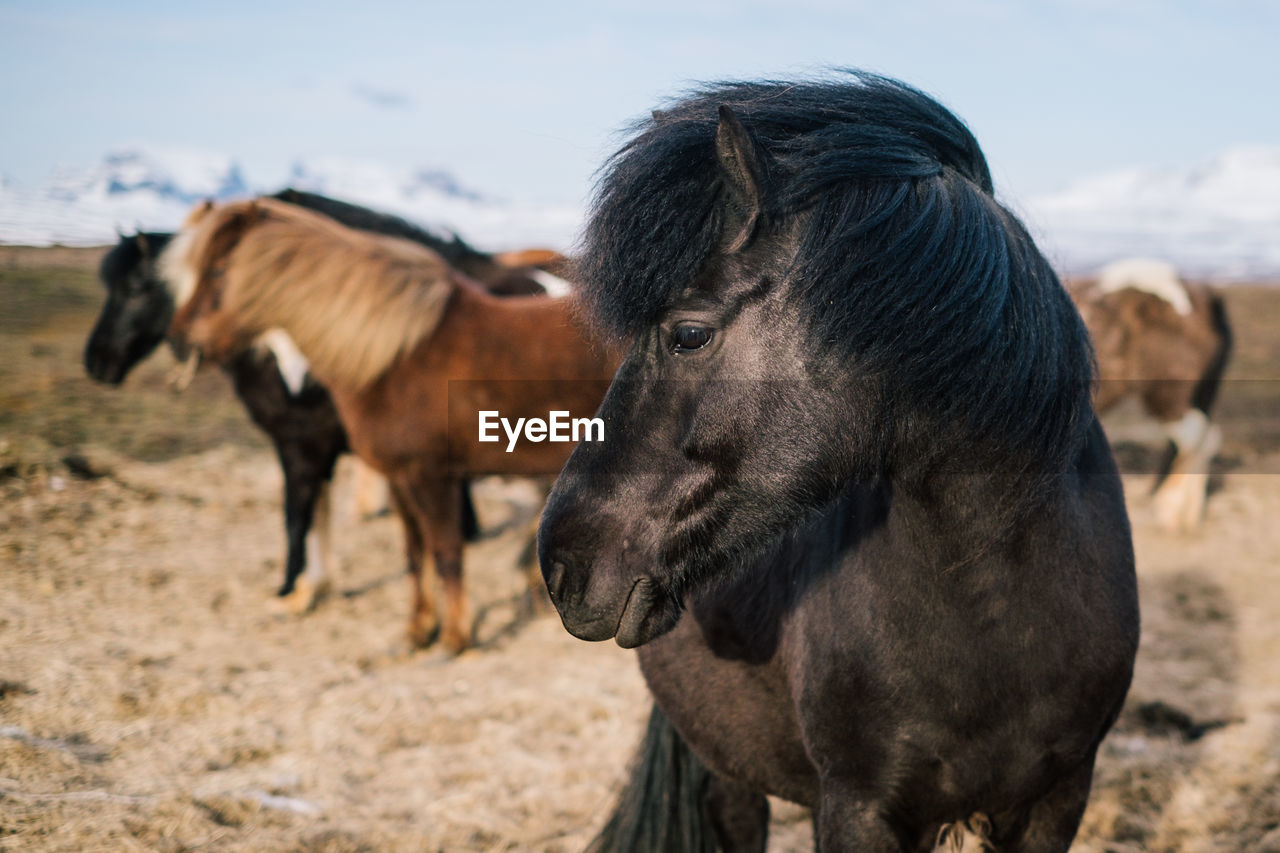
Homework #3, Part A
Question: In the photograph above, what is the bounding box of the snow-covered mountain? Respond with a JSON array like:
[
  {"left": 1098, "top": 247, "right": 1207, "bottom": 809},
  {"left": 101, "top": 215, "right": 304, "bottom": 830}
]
[
  {"left": 2, "top": 144, "right": 1278, "bottom": 279},
  {"left": 1020, "top": 145, "right": 1280, "bottom": 281},
  {"left": 44, "top": 149, "right": 250, "bottom": 206},
  {"left": 0, "top": 147, "right": 582, "bottom": 251}
]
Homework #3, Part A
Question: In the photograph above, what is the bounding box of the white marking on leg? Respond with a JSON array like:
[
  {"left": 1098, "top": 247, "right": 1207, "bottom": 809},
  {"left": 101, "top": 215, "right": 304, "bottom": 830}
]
[
  {"left": 1097, "top": 257, "right": 1192, "bottom": 315},
  {"left": 1165, "top": 409, "right": 1209, "bottom": 453},
  {"left": 1154, "top": 416, "right": 1219, "bottom": 531},
  {"left": 305, "top": 529, "right": 325, "bottom": 588},
  {"left": 269, "top": 482, "right": 334, "bottom": 616},
  {"left": 310, "top": 479, "right": 335, "bottom": 591}
]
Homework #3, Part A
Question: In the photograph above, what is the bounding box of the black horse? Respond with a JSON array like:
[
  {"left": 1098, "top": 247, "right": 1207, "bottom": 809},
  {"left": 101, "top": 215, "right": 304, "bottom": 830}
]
[
  {"left": 84, "top": 190, "right": 552, "bottom": 612},
  {"left": 538, "top": 74, "right": 1140, "bottom": 851}
]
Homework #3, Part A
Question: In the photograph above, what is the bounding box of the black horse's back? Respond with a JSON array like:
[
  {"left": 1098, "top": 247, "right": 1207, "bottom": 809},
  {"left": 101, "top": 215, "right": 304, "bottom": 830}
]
[{"left": 271, "top": 188, "right": 495, "bottom": 277}]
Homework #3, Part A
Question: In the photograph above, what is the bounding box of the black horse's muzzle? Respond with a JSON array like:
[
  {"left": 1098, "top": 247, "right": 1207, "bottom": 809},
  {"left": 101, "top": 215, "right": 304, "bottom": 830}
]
[{"left": 538, "top": 541, "right": 681, "bottom": 648}]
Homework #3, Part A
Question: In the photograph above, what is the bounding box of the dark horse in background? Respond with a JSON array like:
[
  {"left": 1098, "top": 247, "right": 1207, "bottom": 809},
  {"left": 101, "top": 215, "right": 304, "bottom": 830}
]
[
  {"left": 538, "top": 74, "right": 1140, "bottom": 851},
  {"left": 1067, "top": 257, "right": 1232, "bottom": 532},
  {"left": 84, "top": 189, "right": 564, "bottom": 613}
]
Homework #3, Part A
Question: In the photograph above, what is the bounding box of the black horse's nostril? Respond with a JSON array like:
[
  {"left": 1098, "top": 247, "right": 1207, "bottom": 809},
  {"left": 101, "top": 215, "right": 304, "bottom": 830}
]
[{"left": 545, "top": 560, "right": 569, "bottom": 602}]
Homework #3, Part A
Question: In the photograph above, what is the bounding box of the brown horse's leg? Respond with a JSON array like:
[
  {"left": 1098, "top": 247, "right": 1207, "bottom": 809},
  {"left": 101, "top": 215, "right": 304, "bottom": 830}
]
[
  {"left": 389, "top": 479, "right": 439, "bottom": 648},
  {"left": 437, "top": 550, "right": 471, "bottom": 654},
  {"left": 402, "top": 474, "right": 471, "bottom": 654},
  {"left": 352, "top": 458, "right": 391, "bottom": 518}
]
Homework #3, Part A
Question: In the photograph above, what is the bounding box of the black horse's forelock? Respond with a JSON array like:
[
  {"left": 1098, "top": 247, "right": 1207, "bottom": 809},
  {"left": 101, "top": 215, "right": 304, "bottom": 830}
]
[
  {"left": 99, "top": 231, "right": 172, "bottom": 285},
  {"left": 576, "top": 71, "right": 1094, "bottom": 481}
]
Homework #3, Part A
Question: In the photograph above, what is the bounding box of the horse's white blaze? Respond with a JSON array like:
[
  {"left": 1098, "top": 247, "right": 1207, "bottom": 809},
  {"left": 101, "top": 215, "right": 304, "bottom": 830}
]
[
  {"left": 1097, "top": 257, "right": 1193, "bottom": 315},
  {"left": 156, "top": 226, "right": 200, "bottom": 309},
  {"left": 256, "top": 328, "right": 311, "bottom": 395},
  {"left": 529, "top": 269, "right": 573, "bottom": 298}
]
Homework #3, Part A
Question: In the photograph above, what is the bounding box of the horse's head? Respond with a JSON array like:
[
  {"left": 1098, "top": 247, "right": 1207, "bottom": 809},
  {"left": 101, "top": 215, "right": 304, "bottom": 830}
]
[
  {"left": 538, "top": 107, "right": 863, "bottom": 648},
  {"left": 84, "top": 231, "right": 176, "bottom": 384},
  {"left": 538, "top": 76, "right": 1093, "bottom": 649}
]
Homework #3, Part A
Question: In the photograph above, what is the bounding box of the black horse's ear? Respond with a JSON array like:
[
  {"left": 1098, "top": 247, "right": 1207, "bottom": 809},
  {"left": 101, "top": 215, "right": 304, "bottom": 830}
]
[
  {"left": 714, "top": 105, "right": 772, "bottom": 252},
  {"left": 135, "top": 232, "right": 150, "bottom": 256}
]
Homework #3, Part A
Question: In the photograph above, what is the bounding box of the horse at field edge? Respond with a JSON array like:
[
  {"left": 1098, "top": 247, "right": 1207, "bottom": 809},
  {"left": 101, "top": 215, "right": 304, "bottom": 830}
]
[
  {"left": 537, "top": 73, "right": 1139, "bottom": 851},
  {"left": 1068, "top": 257, "right": 1232, "bottom": 532}
]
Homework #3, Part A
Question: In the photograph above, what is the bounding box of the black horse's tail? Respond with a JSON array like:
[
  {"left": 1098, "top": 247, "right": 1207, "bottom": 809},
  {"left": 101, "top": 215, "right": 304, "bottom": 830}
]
[
  {"left": 1191, "top": 291, "right": 1233, "bottom": 416},
  {"left": 587, "top": 705, "right": 718, "bottom": 853},
  {"left": 1152, "top": 290, "right": 1233, "bottom": 488}
]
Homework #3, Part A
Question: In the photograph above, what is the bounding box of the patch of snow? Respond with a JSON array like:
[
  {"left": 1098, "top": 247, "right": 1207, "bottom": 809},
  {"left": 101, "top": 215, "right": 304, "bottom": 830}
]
[
  {"left": 1021, "top": 145, "right": 1280, "bottom": 280},
  {"left": 1, "top": 147, "right": 581, "bottom": 252}
]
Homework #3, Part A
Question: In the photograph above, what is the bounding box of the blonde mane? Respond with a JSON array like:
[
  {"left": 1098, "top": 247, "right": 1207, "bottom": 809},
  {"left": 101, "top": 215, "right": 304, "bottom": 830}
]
[
  {"left": 157, "top": 200, "right": 215, "bottom": 309},
  {"left": 170, "top": 197, "right": 455, "bottom": 390}
]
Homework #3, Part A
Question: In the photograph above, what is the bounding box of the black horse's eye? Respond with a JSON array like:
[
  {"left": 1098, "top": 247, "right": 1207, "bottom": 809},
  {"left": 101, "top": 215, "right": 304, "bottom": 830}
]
[{"left": 672, "top": 325, "right": 714, "bottom": 353}]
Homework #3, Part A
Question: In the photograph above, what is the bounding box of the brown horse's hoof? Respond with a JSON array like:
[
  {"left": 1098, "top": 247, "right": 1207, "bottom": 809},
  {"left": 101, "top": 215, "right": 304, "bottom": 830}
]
[
  {"left": 406, "top": 617, "right": 440, "bottom": 649},
  {"left": 439, "top": 623, "right": 472, "bottom": 656}
]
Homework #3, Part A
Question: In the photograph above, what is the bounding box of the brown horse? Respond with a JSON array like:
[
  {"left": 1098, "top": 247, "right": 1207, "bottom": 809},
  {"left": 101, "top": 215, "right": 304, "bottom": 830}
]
[
  {"left": 1068, "top": 258, "right": 1232, "bottom": 531},
  {"left": 162, "top": 198, "right": 618, "bottom": 652}
]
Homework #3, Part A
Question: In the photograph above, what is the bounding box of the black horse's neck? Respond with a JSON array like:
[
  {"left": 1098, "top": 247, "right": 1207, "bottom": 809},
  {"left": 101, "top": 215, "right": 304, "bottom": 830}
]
[{"left": 689, "top": 415, "right": 1109, "bottom": 667}]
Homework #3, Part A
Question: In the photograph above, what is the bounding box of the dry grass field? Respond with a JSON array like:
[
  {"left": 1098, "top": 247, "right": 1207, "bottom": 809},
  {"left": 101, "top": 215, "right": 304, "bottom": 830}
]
[{"left": 2, "top": 246, "right": 1278, "bottom": 851}]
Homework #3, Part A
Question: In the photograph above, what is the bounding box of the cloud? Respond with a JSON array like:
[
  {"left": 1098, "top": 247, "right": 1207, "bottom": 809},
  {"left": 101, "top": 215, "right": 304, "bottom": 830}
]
[{"left": 351, "top": 83, "right": 412, "bottom": 110}]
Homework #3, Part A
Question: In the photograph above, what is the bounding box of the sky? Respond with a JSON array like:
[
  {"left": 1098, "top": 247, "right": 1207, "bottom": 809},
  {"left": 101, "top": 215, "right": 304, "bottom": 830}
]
[{"left": 2, "top": 0, "right": 1278, "bottom": 208}]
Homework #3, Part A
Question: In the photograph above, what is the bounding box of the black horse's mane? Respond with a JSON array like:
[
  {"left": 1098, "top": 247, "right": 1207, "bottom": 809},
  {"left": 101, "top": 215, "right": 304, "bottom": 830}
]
[
  {"left": 576, "top": 71, "right": 1094, "bottom": 483},
  {"left": 100, "top": 231, "right": 173, "bottom": 281},
  {"left": 101, "top": 191, "right": 497, "bottom": 284},
  {"left": 270, "top": 188, "right": 494, "bottom": 273}
]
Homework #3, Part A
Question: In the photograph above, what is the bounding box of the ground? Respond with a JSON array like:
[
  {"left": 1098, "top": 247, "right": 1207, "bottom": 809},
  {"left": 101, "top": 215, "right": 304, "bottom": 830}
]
[{"left": 1, "top": 246, "right": 1278, "bottom": 852}]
